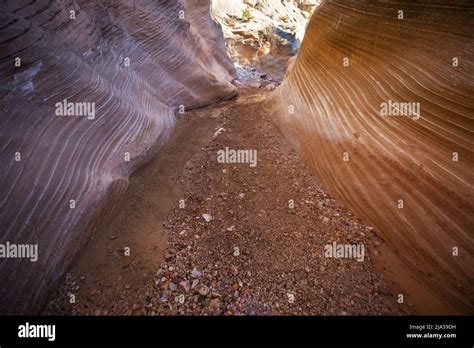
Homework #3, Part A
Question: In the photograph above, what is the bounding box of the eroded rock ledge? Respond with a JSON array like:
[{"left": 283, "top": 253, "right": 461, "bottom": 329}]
[
  {"left": 0, "top": 0, "right": 236, "bottom": 314},
  {"left": 267, "top": 0, "right": 474, "bottom": 313}
]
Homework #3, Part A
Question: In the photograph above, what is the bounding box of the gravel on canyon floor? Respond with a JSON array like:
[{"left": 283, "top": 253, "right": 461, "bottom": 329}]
[{"left": 44, "top": 86, "right": 413, "bottom": 315}]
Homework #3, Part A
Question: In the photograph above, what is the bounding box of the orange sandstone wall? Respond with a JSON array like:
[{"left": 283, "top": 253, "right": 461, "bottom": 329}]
[{"left": 267, "top": 0, "right": 474, "bottom": 313}]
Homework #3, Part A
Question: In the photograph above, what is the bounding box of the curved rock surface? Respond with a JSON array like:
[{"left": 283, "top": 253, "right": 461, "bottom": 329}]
[
  {"left": 0, "top": 0, "right": 235, "bottom": 314},
  {"left": 267, "top": 0, "right": 474, "bottom": 312}
]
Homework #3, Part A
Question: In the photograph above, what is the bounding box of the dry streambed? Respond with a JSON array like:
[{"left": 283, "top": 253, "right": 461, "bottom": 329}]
[{"left": 44, "top": 87, "right": 411, "bottom": 315}]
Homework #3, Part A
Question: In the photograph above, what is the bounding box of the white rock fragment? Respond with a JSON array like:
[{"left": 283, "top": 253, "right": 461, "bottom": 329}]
[
  {"left": 202, "top": 214, "right": 213, "bottom": 222},
  {"left": 264, "top": 83, "right": 276, "bottom": 91},
  {"left": 214, "top": 127, "right": 225, "bottom": 138},
  {"left": 287, "top": 293, "right": 295, "bottom": 304},
  {"left": 191, "top": 268, "right": 202, "bottom": 279}
]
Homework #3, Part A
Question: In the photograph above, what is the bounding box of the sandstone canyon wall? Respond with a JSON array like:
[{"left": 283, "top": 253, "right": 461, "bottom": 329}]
[
  {"left": 0, "top": 0, "right": 236, "bottom": 314},
  {"left": 267, "top": 0, "right": 474, "bottom": 313}
]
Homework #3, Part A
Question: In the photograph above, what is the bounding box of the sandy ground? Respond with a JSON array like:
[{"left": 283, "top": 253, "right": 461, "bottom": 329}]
[{"left": 44, "top": 84, "right": 413, "bottom": 315}]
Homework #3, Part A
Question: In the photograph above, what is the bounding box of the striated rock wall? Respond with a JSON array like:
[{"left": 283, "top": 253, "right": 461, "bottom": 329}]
[
  {"left": 267, "top": 0, "right": 474, "bottom": 312},
  {"left": 0, "top": 0, "right": 236, "bottom": 314}
]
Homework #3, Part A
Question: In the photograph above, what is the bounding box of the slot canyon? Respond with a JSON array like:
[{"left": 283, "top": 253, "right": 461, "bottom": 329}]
[{"left": 0, "top": 0, "right": 472, "bottom": 316}]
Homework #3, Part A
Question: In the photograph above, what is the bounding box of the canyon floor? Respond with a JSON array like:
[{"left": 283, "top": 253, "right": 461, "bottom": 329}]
[{"left": 44, "top": 78, "right": 414, "bottom": 315}]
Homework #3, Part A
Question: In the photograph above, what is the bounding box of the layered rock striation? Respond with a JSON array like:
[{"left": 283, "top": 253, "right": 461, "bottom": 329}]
[
  {"left": 0, "top": 0, "right": 236, "bottom": 314},
  {"left": 267, "top": 0, "right": 474, "bottom": 313}
]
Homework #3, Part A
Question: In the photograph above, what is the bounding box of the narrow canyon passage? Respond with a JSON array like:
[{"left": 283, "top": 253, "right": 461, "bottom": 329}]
[
  {"left": 44, "top": 85, "right": 412, "bottom": 315},
  {"left": 2, "top": 0, "right": 472, "bottom": 321}
]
